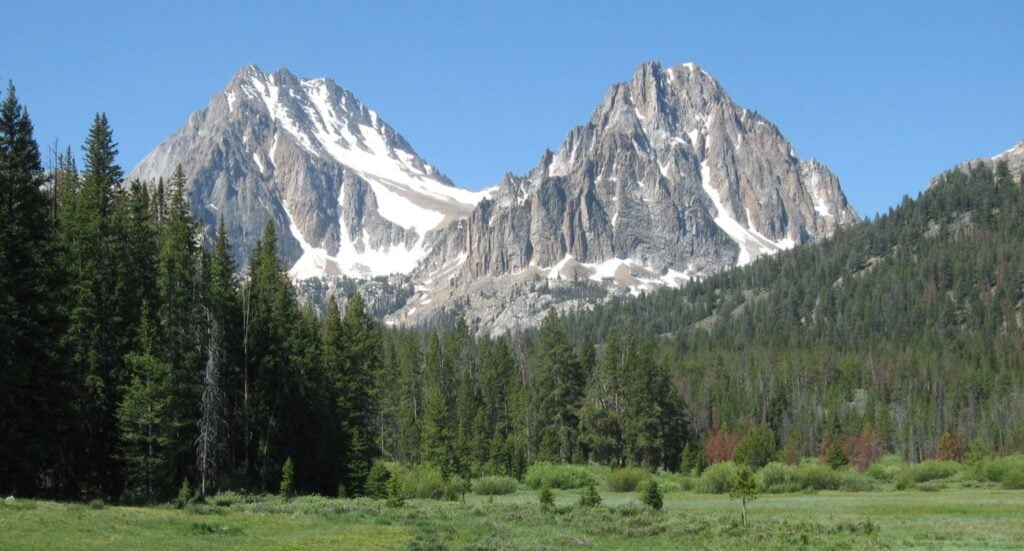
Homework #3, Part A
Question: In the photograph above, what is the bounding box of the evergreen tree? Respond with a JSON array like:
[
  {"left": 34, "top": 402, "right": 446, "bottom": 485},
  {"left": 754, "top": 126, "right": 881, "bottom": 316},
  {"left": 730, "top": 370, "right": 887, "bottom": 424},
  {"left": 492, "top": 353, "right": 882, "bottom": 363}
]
[
  {"left": 0, "top": 82, "right": 67, "bottom": 495},
  {"left": 156, "top": 165, "right": 204, "bottom": 488},
  {"left": 534, "top": 309, "right": 586, "bottom": 463},
  {"left": 117, "top": 308, "right": 173, "bottom": 502},
  {"left": 60, "top": 112, "right": 129, "bottom": 496},
  {"left": 421, "top": 331, "right": 457, "bottom": 474},
  {"left": 324, "top": 293, "right": 381, "bottom": 495},
  {"left": 640, "top": 479, "right": 663, "bottom": 511}
]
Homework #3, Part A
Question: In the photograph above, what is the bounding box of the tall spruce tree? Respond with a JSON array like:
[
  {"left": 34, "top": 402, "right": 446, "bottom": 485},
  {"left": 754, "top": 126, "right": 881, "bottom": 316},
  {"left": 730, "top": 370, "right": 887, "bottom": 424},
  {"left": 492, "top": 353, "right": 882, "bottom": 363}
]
[
  {"left": 534, "top": 309, "right": 586, "bottom": 463},
  {"left": 61, "top": 112, "right": 129, "bottom": 496},
  {"left": 156, "top": 165, "right": 204, "bottom": 488},
  {"left": 326, "top": 292, "right": 381, "bottom": 494},
  {"left": 0, "top": 82, "right": 67, "bottom": 496}
]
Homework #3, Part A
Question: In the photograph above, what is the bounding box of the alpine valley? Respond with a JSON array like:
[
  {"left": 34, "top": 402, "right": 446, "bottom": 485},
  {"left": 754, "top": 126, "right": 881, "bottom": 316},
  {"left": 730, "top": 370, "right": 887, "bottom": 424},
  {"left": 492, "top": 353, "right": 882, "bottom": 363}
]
[{"left": 129, "top": 62, "right": 858, "bottom": 333}]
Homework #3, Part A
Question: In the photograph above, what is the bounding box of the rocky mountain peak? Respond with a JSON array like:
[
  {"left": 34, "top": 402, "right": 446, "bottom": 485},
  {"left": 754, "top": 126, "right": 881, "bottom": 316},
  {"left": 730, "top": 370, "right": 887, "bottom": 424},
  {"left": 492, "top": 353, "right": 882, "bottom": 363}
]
[{"left": 131, "top": 61, "right": 859, "bottom": 335}]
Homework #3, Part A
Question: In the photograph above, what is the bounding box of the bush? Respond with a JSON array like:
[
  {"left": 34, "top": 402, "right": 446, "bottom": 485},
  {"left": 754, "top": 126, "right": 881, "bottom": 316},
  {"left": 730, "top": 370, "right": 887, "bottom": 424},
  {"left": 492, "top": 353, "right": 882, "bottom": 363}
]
[
  {"left": 399, "top": 464, "right": 447, "bottom": 500},
  {"left": 385, "top": 476, "right": 404, "bottom": 508},
  {"left": 971, "top": 455, "right": 1024, "bottom": 483},
  {"left": 579, "top": 482, "right": 602, "bottom": 508},
  {"left": 210, "top": 491, "right": 246, "bottom": 507},
  {"left": 916, "top": 481, "right": 947, "bottom": 492},
  {"left": 794, "top": 463, "right": 839, "bottom": 490},
  {"left": 697, "top": 461, "right": 737, "bottom": 494},
  {"left": 471, "top": 476, "right": 519, "bottom": 495},
  {"left": 895, "top": 460, "right": 960, "bottom": 489},
  {"left": 524, "top": 462, "right": 597, "bottom": 490},
  {"left": 444, "top": 475, "right": 469, "bottom": 502},
  {"left": 836, "top": 469, "right": 874, "bottom": 492},
  {"left": 365, "top": 461, "right": 392, "bottom": 499},
  {"left": 653, "top": 472, "right": 694, "bottom": 493},
  {"left": 639, "top": 480, "right": 663, "bottom": 511},
  {"left": 1001, "top": 470, "right": 1024, "bottom": 489},
  {"left": 758, "top": 462, "right": 796, "bottom": 493},
  {"left": 606, "top": 467, "right": 650, "bottom": 492},
  {"left": 865, "top": 454, "right": 904, "bottom": 482},
  {"left": 538, "top": 486, "right": 554, "bottom": 509}
]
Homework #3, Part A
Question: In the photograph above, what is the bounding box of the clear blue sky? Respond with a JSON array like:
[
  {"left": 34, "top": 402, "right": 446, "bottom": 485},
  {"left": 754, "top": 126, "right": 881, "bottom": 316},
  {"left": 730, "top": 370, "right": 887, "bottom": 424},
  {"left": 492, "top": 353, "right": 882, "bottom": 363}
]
[{"left": 3, "top": 1, "right": 1022, "bottom": 217}]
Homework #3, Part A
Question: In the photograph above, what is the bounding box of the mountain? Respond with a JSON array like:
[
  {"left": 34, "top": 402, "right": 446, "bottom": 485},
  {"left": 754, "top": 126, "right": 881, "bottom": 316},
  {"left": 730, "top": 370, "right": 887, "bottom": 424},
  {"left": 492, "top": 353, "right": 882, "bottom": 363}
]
[
  {"left": 129, "top": 64, "right": 492, "bottom": 277},
  {"left": 389, "top": 62, "right": 857, "bottom": 331},
  {"left": 130, "top": 62, "right": 858, "bottom": 333}
]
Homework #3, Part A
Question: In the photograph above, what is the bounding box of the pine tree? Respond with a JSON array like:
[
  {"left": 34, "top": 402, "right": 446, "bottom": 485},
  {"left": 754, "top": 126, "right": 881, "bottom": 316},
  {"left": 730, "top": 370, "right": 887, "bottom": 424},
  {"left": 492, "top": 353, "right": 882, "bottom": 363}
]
[
  {"left": 156, "top": 165, "right": 204, "bottom": 489},
  {"left": 61, "top": 112, "right": 129, "bottom": 497},
  {"left": 579, "top": 481, "right": 602, "bottom": 508},
  {"left": 421, "top": 327, "right": 458, "bottom": 473},
  {"left": 730, "top": 465, "right": 757, "bottom": 526},
  {"left": 323, "top": 293, "right": 381, "bottom": 495},
  {"left": 279, "top": 457, "right": 295, "bottom": 498},
  {"left": 117, "top": 308, "right": 173, "bottom": 502},
  {"left": 640, "top": 479, "right": 663, "bottom": 511},
  {"left": 0, "top": 82, "right": 67, "bottom": 496},
  {"left": 534, "top": 309, "right": 586, "bottom": 463}
]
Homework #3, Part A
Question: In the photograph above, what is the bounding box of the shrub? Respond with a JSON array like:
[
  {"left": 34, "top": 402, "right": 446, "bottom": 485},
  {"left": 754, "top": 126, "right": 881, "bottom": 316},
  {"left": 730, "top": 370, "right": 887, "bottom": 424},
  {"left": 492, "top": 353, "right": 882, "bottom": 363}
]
[
  {"left": 971, "top": 455, "right": 1024, "bottom": 483},
  {"left": 538, "top": 485, "right": 554, "bottom": 509},
  {"left": 579, "top": 482, "right": 602, "bottom": 508},
  {"left": 865, "top": 454, "right": 904, "bottom": 482},
  {"left": 639, "top": 480, "right": 663, "bottom": 511},
  {"left": 87, "top": 498, "right": 105, "bottom": 510},
  {"left": 399, "top": 463, "right": 447, "bottom": 499},
  {"left": 471, "top": 476, "right": 519, "bottom": 495},
  {"left": 365, "top": 461, "right": 391, "bottom": 499},
  {"left": 758, "top": 462, "right": 796, "bottom": 493},
  {"left": 1001, "top": 470, "right": 1024, "bottom": 489},
  {"left": 734, "top": 426, "right": 778, "bottom": 469},
  {"left": 654, "top": 472, "right": 694, "bottom": 493},
  {"left": 444, "top": 475, "right": 470, "bottom": 502},
  {"left": 606, "top": 467, "right": 650, "bottom": 492},
  {"left": 794, "top": 463, "right": 839, "bottom": 490},
  {"left": 916, "top": 481, "right": 947, "bottom": 492},
  {"left": 895, "top": 460, "right": 960, "bottom": 488},
  {"left": 524, "top": 462, "right": 597, "bottom": 490},
  {"left": 210, "top": 491, "right": 245, "bottom": 507},
  {"left": 836, "top": 469, "right": 874, "bottom": 492},
  {"left": 385, "top": 476, "right": 404, "bottom": 508},
  {"left": 697, "top": 461, "right": 738, "bottom": 494}
]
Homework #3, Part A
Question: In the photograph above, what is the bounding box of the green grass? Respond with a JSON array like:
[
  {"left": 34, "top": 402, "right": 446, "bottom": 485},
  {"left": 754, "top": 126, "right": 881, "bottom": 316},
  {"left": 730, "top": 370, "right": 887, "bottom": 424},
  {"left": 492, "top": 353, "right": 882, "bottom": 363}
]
[{"left": 3, "top": 488, "right": 1024, "bottom": 549}]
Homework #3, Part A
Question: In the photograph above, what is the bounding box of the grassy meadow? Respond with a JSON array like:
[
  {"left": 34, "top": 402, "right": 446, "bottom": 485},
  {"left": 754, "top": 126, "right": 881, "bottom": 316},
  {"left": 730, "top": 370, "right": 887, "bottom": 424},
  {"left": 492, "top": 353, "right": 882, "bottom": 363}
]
[{"left": 3, "top": 486, "right": 1024, "bottom": 549}]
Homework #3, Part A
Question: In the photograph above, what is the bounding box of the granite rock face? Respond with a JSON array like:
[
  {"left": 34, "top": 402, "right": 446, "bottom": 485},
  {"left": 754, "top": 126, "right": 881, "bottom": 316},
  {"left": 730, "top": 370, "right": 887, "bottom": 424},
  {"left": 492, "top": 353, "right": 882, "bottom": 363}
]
[
  {"left": 130, "top": 62, "right": 858, "bottom": 334},
  {"left": 129, "top": 65, "right": 487, "bottom": 277}
]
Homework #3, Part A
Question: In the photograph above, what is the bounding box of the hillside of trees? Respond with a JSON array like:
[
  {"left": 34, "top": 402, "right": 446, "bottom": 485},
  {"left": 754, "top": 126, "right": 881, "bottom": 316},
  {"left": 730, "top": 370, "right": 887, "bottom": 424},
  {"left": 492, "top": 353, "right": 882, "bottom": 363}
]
[{"left": 3, "top": 82, "right": 1023, "bottom": 502}]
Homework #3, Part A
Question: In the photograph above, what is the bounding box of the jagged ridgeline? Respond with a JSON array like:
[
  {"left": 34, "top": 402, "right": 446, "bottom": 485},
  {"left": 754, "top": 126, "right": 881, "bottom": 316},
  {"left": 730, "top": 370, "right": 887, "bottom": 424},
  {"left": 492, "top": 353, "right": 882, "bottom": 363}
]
[
  {"left": 129, "top": 62, "right": 857, "bottom": 334},
  {"left": 559, "top": 145, "right": 1024, "bottom": 459}
]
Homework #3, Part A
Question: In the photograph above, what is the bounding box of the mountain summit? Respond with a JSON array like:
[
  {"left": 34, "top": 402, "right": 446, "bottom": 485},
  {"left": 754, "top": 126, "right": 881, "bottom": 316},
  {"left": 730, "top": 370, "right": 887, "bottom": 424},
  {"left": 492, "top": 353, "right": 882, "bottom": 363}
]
[
  {"left": 130, "top": 64, "right": 491, "bottom": 278},
  {"left": 130, "top": 62, "right": 858, "bottom": 333}
]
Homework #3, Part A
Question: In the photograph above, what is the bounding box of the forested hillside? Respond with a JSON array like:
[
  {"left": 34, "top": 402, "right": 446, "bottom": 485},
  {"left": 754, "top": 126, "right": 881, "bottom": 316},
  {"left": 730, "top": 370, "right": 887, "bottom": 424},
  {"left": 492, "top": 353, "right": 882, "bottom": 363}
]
[
  {"left": 564, "top": 159, "right": 1024, "bottom": 462},
  {"left": 2, "top": 81, "right": 1023, "bottom": 503}
]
